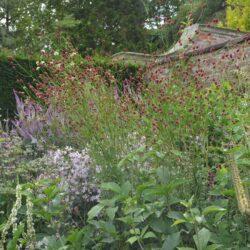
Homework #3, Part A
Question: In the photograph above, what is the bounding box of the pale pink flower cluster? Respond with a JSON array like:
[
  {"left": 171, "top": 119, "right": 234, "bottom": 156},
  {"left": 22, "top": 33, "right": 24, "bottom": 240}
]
[{"left": 47, "top": 146, "right": 101, "bottom": 205}]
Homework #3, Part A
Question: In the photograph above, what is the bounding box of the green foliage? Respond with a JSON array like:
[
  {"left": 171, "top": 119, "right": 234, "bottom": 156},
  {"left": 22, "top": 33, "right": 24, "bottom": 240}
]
[
  {"left": 67, "top": 0, "right": 149, "bottom": 53},
  {"left": 0, "top": 129, "right": 46, "bottom": 191},
  {"left": 149, "top": 0, "right": 225, "bottom": 51},
  {"left": 0, "top": 179, "right": 65, "bottom": 249},
  {"left": 226, "top": 0, "right": 250, "bottom": 31},
  {"left": 0, "top": 28, "right": 250, "bottom": 249},
  {"left": 0, "top": 54, "right": 36, "bottom": 120},
  {"left": 0, "top": 0, "right": 67, "bottom": 52}
]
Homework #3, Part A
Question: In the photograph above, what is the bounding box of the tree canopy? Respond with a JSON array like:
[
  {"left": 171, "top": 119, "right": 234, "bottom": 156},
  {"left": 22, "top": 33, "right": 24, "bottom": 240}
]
[{"left": 0, "top": 0, "right": 234, "bottom": 54}]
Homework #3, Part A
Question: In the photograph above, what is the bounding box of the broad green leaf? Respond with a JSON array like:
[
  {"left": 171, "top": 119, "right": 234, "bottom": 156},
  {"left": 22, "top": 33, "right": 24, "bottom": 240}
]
[
  {"left": 149, "top": 217, "right": 172, "bottom": 233},
  {"left": 168, "top": 211, "right": 185, "bottom": 220},
  {"left": 117, "top": 216, "right": 134, "bottom": 225},
  {"left": 88, "top": 204, "right": 104, "bottom": 220},
  {"left": 127, "top": 236, "right": 138, "bottom": 245},
  {"left": 100, "top": 199, "right": 116, "bottom": 207},
  {"left": 141, "top": 225, "right": 149, "bottom": 237},
  {"left": 204, "top": 244, "right": 223, "bottom": 250},
  {"left": 177, "top": 248, "right": 195, "bottom": 250},
  {"left": 195, "top": 215, "right": 205, "bottom": 224},
  {"left": 203, "top": 206, "right": 226, "bottom": 216},
  {"left": 106, "top": 207, "right": 118, "bottom": 220},
  {"left": 98, "top": 221, "right": 116, "bottom": 235},
  {"left": 121, "top": 181, "right": 132, "bottom": 195},
  {"left": 161, "top": 232, "right": 180, "bottom": 250},
  {"left": 101, "top": 237, "right": 115, "bottom": 243},
  {"left": 193, "top": 228, "right": 211, "bottom": 250},
  {"left": 129, "top": 228, "right": 140, "bottom": 235},
  {"left": 101, "top": 182, "right": 121, "bottom": 193},
  {"left": 143, "top": 179, "right": 187, "bottom": 198},
  {"left": 156, "top": 167, "right": 170, "bottom": 184},
  {"left": 136, "top": 182, "right": 155, "bottom": 196},
  {"left": 143, "top": 231, "right": 157, "bottom": 239}
]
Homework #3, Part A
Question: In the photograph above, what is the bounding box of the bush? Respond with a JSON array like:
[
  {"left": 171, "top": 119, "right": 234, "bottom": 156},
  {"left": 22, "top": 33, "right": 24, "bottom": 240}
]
[{"left": 0, "top": 52, "right": 36, "bottom": 120}]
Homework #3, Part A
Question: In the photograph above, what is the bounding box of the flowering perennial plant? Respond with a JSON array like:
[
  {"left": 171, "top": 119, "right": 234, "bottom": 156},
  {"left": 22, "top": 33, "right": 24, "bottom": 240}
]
[{"left": 46, "top": 147, "right": 101, "bottom": 205}]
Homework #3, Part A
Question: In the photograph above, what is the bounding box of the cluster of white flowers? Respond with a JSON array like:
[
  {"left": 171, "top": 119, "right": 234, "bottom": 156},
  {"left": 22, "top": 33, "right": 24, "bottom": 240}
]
[{"left": 47, "top": 146, "right": 101, "bottom": 205}]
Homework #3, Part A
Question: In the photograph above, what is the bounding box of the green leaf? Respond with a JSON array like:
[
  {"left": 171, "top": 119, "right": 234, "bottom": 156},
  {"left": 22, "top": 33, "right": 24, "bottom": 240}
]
[
  {"left": 98, "top": 221, "right": 117, "bottom": 235},
  {"left": 202, "top": 206, "right": 226, "bottom": 216},
  {"left": 129, "top": 228, "right": 140, "bottom": 235},
  {"left": 7, "top": 223, "right": 25, "bottom": 250},
  {"left": 106, "top": 207, "right": 118, "bottom": 220},
  {"left": 236, "top": 158, "right": 250, "bottom": 167},
  {"left": 171, "top": 150, "right": 183, "bottom": 157},
  {"left": 161, "top": 232, "right": 180, "bottom": 250},
  {"left": 177, "top": 248, "right": 195, "bottom": 250},
  {"left": 168, "top": 211, "right": 185, "bottom": 220},
  {"left": 204, "top": 244, "right": 223, "bottom": 250},
  {"left": 143, "top": 231, "right": 157, "bottom": 239},
  {"left": 100, "top": 199, "right": 116, "bottom": 207},
  {"left": 180, "top": 196, "right": 194, "bottom": 208},
  {"left": 88, "top": 204, "right": 104, "bottom": 220},
  {"left": 156, "top": 167, "right": 170, "bottom": 184},
  {"left": 117, "top": 216, "right": 134, "bottom": 225},
  {"left": 155, "top": 151, "right": 166, "bottom": 159},
  {"left": 193, "top": 228, "right": 211, "bottom": 250},
  {"left": 172, "top": 219, "right": 188, "bottom": 226},
  {"left": 195, "top": 215, "right": 205, "bottom": 224},
  {"left": 143, "top": 179, "right": 187, "bottom": 198},
  {"left": 101, "top": 182, "right": 121, "bottom": 193},
  {"left": 141, "top": 225, "right": 148, "bottom": 237},
  {"left": 149, "top": 217, "right": 171, "bottom": 233},
  {"left": 121, "top": 181, "right": 132, "bottom": 195},
  {"left": 101, "top": 237, "right": 115, "bottom": 243},
  {"left": 127, "top": 236, "right": 138, "bottom": 245}
]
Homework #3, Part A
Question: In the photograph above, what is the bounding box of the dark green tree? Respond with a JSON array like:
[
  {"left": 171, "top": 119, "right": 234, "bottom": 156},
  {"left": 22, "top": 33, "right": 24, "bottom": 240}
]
[{"left": 66, "top": 0, "right": 150, "bottom": 54}]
